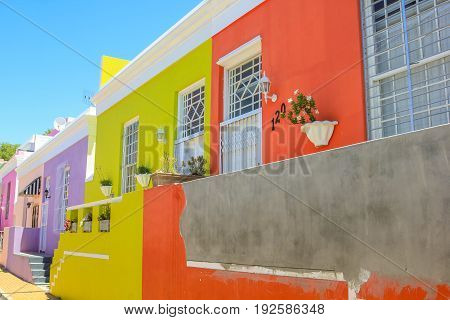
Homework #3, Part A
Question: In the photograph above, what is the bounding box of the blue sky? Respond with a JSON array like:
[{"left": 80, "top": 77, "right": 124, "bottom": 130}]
[{"left": 0, "top": 0, "right": 201, "bottom": 144}]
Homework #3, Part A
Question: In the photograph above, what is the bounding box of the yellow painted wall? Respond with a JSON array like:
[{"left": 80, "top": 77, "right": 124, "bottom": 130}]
[
  {"left": 50, "top": 40, "right": 212, "bottom": 300},
  {"left": 99, "top": 55, "right": 129, "bottom": 88}
]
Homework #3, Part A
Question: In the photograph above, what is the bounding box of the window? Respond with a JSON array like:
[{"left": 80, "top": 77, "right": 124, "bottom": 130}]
[
  {"left": 362, "top": 0, "right": 450, "bottom": 139},
  {"left": 226, "top": 55, "right": 262, "bottom": 120},
  {"left": 175, "top": 80, "right": 205, "bottom": 172},
  {"left": 5, "top": 182, "right": 11, "bottom": 220},
  {"left": 122, "top": 119, "right": 139, "bottom": 194},
  {"left": 219, "top": 48, "right": 262, "bottom": 173},
  {"left": 62, "top": 167, "right": 70, "bottom": 210},
  {"left": 31, "top": 205, "right": 39, "bottom": 228}
]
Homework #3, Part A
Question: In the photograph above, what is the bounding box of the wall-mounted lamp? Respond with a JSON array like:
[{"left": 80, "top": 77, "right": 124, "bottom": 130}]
[
  {"left": 157, "top": 127, "right": 166, "bottom": 144},
  {"left": 260, "top": 71, "right": 278, "bottom": 103},
  {"left": 44, "top": 189, "right": 51, "bottom": 199},
  {"left": 27, "top": 202, "right": 32, "bottom": 208}
]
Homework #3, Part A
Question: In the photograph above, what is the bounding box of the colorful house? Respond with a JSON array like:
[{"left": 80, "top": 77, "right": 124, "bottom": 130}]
[
  {"left": 0, "top": 110, "right": 95, "bottom": 284},
  {"left": 50, "top": 19, "right": 214, "bottom": 299},
  {"left": 41, "top": 0, "right": 449, "bottom": 300},
  {"left": 0, "top": 135, "right": 52, "bottom": 266}
]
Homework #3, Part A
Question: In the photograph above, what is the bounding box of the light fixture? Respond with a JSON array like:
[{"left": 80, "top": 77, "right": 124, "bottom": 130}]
[
  {"left": 157, "top": 127, "right": 166, "bottom": 144},
  {"left": 260, "top": 71, "right": 278, "bottom": 103},
  {"left": 27, "top": 202, "right": 32, "bottom": 208},
  {"left": 44, "top": 189, "right": 51, "bottom": 199}
]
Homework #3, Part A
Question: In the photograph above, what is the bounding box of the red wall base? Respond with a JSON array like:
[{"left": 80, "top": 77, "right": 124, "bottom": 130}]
[
  {"left": 142, "top": 185, "right": 449, "bottom": 300},
  {"left": 142, "top": 185, "right": 347, "bottom": 300}
]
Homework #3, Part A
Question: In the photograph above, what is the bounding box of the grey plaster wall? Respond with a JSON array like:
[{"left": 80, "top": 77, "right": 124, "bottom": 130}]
[{"left": 180, "top": 125, "right": 450, "bottom": 283}]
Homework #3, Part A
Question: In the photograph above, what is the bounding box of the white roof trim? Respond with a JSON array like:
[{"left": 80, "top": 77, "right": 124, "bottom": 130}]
[
  {"left": 217, "top": 35, "right": 262, "bottom": 68},
  {"left": 92, "top": 0, "right": 265, "bottom": 116},
  {"left": 16, "top": 108, "right": 96, "bottom": 178}
]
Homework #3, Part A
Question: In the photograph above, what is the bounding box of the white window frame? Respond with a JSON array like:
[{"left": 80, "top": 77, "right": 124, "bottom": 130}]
[
  {"left": 121, "top": 117, "right": 139, "bottom": 194},
  {"left": 217, "top": 36, "right": 263, "bottom": 173},
  {"left": 62, "top": 167, "right": 70, "bottom": 210},
  {"left": 175, "top": 79, "right": 206, "bottom": 172}
]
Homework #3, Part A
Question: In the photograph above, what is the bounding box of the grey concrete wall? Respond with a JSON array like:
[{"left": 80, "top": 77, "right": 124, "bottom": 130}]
[{"left": 180, "top": 124, "right": 450, "bottom": 284}]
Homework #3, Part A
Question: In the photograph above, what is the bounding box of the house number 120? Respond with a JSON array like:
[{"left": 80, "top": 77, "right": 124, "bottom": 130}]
[{"left": 271, "top": 103, "right": 286, "bottom": 131}]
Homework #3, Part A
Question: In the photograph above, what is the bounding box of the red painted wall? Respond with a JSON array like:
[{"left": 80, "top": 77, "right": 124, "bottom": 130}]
[
  {"left": 142, "top": 185, "right": 348, "bottom": 300},
  {"left": 210, "top": 0, "right": 367, "bottom": 174},
  {"left": 142, "top": 186, "right": 449, "bottom": 300},
  {"left": 357, "top": 273, "right": 450, "bottom": 300}
]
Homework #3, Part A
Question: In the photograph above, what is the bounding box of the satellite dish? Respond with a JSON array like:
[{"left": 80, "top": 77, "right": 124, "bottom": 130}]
[{"left": 53, "top": 117, "right": 67, "bottom": 131}]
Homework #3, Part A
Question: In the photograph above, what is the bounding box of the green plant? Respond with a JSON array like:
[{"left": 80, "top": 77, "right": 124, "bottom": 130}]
[
  {"left": 98, "top": 204, "right": 111, "bottom": 221},
  {"left": 137, "top": 166, "right": 151, "bottom": 175},
  {"left": 100, "top": 179, "right": 113, "bottom": 187},
  {"left": 0, "top": 143, "right": 20, "bottom": 161},
  {"left": 281, "top": 89, "right": 319, "bottom": 125},
  {"left": 183, "top": 156, "right": 207, "bottom": 176},
  {"left": 83, "top": 212, "right": 92, "bottom": 222},
  {"left": 159, "top": 152, "right": 177, "bottom": 173}
]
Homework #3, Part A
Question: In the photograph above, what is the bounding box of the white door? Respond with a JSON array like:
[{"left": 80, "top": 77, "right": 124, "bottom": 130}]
[
  {"left": 39, "top": 202, "right": 48, "bottom": 253},
  {"left": 221, "top": 109, "right": 262, "bottom": 173}
]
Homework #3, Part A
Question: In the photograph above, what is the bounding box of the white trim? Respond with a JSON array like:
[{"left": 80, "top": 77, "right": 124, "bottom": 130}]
[
  {"left": 370, "top": 50, "right": 450, "bottom": 83},
  {"left": 66, "top": 196, "right": 122, "bottom": 211},
  {"left": 92, "top": 0, "right": 265, "bottom": 116},
  {"left": 179, "top": 78, "right": 206, "bottom": 97},
  {"left": 217, "top": 35, "right": 262, "bottom": 68},
  {"left": 220, "top": 108, "right": 261, "bottom": 127},
  {"left": 16, "top": 108, "right": 96, "bottom": 178},
  {"left": 63, "top": 251, "right": 109, "bottom": 260},
  {"left": 187, "top": 261, "right": 345, "bottom": 281},
  {"left": 123, "top": 115, "right": 140, "bottom": 128}
]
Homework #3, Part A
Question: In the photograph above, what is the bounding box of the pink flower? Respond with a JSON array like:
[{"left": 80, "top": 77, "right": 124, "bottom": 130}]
[
  {"left": 315, "top": 110, "right": 319, "bottom": 114},
  {"left": 294, "top": 89, "right": 300, "bottom": 95}
]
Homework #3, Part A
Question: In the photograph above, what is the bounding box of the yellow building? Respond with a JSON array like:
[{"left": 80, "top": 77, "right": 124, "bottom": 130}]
[{"left": 50, "top": 39, "right": 212, "bottom": 299}]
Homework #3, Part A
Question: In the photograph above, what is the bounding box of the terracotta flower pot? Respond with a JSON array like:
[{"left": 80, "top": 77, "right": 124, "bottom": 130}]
[{"left": 151, "top": 172, "right": 203, "bottom": 187}]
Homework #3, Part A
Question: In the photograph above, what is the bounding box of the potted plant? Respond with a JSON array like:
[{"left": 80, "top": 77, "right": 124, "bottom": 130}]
[
  {"left": 100, "top": 179, "right": 113, "bottom": 197},
  {"left": 183, "top": 156, "right": 207, "bottom": 176},
  {"left": 135, "top": 166, "right": 151, "bottom": 188},
  {"left": 70, "top": 218, "right": 78, "bottom": 232},
  {"left": 151, "top": 152, "right": 203, "bottom": 187},
  {"left": 98, "top": 204, "right": 111, "bottom": 232},
  {"left": 281, "top": 89, "right": 338, "bottom": 147},
  {"left": 81, "top": 211, "right": 92, "bottom": 233}
]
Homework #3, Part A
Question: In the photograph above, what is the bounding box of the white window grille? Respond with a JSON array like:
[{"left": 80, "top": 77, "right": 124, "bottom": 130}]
[
  {"left": 55, "top": 166, "right": 69, "bottom": 231},
  {"left": 226, "top": 55, "right": 262, "bottom": 120},
  {"left": 175, "top": 80, "right": 205, "bottom": 173},
  {"left": 220, "top": 54, "right": 262, "bottom": 173},
  {"left": 122, "top": 119, "right": 139, "bottom": 194},
  {"left": 361, "top": 0, "right": 450, "bottom": 139}
]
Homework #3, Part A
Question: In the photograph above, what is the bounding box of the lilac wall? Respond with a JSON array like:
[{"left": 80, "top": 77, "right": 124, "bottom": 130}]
[
  {"left": 0, "top": 169, "right": 17, "bottom": 231},
  {"left": 43, "top": 136, "right": 88, "bottom": 255}
]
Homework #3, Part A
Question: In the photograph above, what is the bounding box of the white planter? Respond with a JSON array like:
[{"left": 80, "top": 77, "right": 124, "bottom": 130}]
[
  {"left": 99, "top": 220, "right": 110, "bottom": 232},
  {"left": 301, "top": 121, "right": 338, "bottom": 147},
  {"left": 100, "top": 186, "right": 112, "bottom": 197},
  {"left": 70, "top": 222, "right": 77, "bottom": 233},
  {"left": 136, "top": 174, "right": 151, "bottom": 188},
  {"left": 83, "top": 221, "right": 92, "bottom": 233}
]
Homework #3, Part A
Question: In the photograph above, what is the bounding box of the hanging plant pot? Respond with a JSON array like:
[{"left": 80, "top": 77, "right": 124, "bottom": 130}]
[
  {"left": 100, "top": 186, "right": 112, "bottom": 197},
  {"left": 135, "top": 174, "right": 151, "bottom": 188},
  {"left": 301, "top": 121, "right": 338, "bottom": 147}
]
